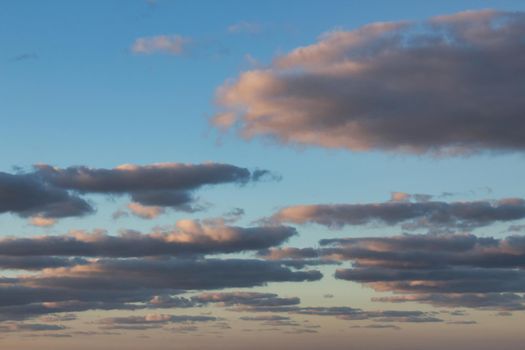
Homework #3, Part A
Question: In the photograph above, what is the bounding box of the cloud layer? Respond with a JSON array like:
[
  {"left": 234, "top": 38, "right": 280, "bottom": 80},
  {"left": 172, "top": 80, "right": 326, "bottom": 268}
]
[{"left": 320, "top": 233, "right": 525, "bottom": 310}]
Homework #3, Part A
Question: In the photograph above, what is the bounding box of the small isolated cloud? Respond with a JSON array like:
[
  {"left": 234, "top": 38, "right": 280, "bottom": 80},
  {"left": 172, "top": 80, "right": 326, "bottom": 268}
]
[
  {"left": 10, "top": 53, "right": 39, "bottom": 62},
  {"left": 29, "top": 216, "right": 57, "bottom": 227},
  {"left": 132, "top": 35, "right": 190, "bottom": 55},
  {"left": 127, "top": 202, "right": 165, "bottom": 219}
]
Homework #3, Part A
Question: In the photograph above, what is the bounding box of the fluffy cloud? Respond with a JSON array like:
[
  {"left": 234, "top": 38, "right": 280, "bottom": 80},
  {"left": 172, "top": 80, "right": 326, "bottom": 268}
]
[
  {"left": 213, "top": 10, "right": 525, "bottom": 155},
  {"left": 269, "top": 198, "right": 525, "bottom": 231},
  {"left": 127, "top": 202, "right": 165, "bottom": 219}
]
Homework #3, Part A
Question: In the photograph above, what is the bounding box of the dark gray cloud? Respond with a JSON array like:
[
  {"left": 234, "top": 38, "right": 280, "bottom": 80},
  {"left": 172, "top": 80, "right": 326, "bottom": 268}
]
[
  {"left": 270, "top": 198, "right": 525, "bottom": 231},
  {"left": 0, "top": 256, "right": 88, "bottom": 270},
  {"left": 0, "top": 172, "right": 93, "bottom": 219},
  {"left": 0, "top": 162, "right": 272, "bottom": 221},
  {"left": 321, "top": 232, "right": 525, "bottom": 310},
  {"left": 234, "top": 305, "right": 442, "bottom": 323},
  {"left": 213, "top": 10, "right": 525, "bottom": 155},
  {"left": 0, "top": 258, "right": 321, "bottom": 321},
  {"left": 374, "top": 293, "right": 525, "bottom": 311},
  {"left": 336, "top": 267, "right": 525, "bottom": 293},
  {"left": 34, "top": 163, "right": 261, "bottom": 193},
  {"left": 0, "top": 322, "right": 66, "bottom": 333},
  {"left": 22, "top": 258, "right": 322, "bottom": 291},
  {"left": 0, "top": 222, "right": 296, "bottom": 260},
  {"left": 192, "top": 292, "right": 300, "bottom": 307},
  {"left": 321, "top": 233, "right": 525, "bottom": 269},
  {"left": 352, "top": 324, "right": 400, "bottom": 330},
  {"left": 239, "top": 315, "right": 291, "bottom": 321},
  {"left": 34, "top": 163, "right": 270, "bottom": 211}
]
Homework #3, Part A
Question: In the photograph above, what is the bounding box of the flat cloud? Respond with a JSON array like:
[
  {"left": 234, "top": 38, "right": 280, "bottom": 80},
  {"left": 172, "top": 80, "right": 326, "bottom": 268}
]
[
  {"left": 193, "top": 292, "right": 300, "bottom": 307},
  {"left": 98, "top": 314, "right": 217, "bottom": 330},
  {"left": 233, "top": 305, "right": 442, "bottom": 323},
  {"left": 0, "top": 221, "right": 296, "bottom": 259},
  {"left": 0, "top": 258, "right": 321, "bottom": 321},
  {"left": 320, "top": 232, "right": 525, "bottom": 310},
  {"left": 0, "top": 172, "right": 93, "bottom": 219},
  {"left": 0, "top": 163, "right": 272, "bottom": 220},
  {"left": 269, "top": 198, "right": 525, "bottom": 231},
  {"left": 212, "top": 10, "right": 525, "bottom": 155}
]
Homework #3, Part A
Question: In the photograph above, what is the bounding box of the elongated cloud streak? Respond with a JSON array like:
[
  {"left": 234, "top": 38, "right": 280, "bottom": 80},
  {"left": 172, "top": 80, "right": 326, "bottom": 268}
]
[
  {"left": 0, "top": 221, "right": 296, "bottom": 259},
  {"left": 0, "top": 163, "right": 272, "bottom": 220},
  {"left": 270, "top": 198, "right": 525, "bottom": 230}
]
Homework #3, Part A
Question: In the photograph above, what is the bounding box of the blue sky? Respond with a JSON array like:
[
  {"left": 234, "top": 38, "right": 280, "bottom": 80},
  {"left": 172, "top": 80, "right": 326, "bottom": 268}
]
[{"left": 1, "top": 1, "right": 525, "bottom": 348}]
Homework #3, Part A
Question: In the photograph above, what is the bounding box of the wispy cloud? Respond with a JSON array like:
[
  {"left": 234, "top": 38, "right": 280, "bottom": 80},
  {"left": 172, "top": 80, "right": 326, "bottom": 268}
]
[{"left": 131, "top": 35, "right": 191, "bottom": 55}]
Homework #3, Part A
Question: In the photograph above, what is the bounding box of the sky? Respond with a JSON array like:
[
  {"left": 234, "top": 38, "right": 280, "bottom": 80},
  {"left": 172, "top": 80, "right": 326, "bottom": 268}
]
[{"left": 1, "top": 0, "right": 525, "bottom": 349}]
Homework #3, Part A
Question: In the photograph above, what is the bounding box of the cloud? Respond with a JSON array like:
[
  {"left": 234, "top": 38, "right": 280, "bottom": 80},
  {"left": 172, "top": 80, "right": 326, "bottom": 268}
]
[
  {"left": 390, "top": 192, "right": 433, "bottom": 203},
  {"left": 98, "top": 314, "right": 217, "bottom": 330},
  {"left": 212, "top": 10, "right": 525, "bottom": 155},
  {"left": 321, "top": 232, "right": 525, "bottom": 310},
  {"left": 29, "top": 216, "right": 57, "bottom": 227},
  {"left": 192, "top": 292, "right": 300, "bottom": 307},
  {"left": 0, "top": 256, "right": 88, "bottom": 270},
  {"left": 0, "top": 322, "right": 66, "bottom": 333},
  {"left": 269, "top": 198, "right": 525, "bottom": 231},
  {"left": 234, "top": 305, "right": 443, "bottom": 323},
  {"left": 0, "top": 163, "right": 271, "bottom": 221},
  {"left": 321, "top": 233, "right": 525, "bottom": 270},
  {"left": 374, "top": 293, "right": 525, "bottom": 311},
  {"left": 131, "top": 35, "right": 190, "bottom": 55},
  {"left": 0, "top": 221, "right": 296, "bottom": 259},
  {"left": 0, "top": 172, "right": 93, "bottom": 219},
  {"left": 127, "top": 202, "right": 165, "bottom": 219},
  {"left": 34, "top": 163, "right": 261, "bottom": 194},
  {"left": 239, "top": 315, "right": 291, "bottom": 321},
  {"left": 258, "top": 247, "right": 320, "bottom": 260},
  {"left": 10, "top": 53, "right": 39, "bottom": 62},
  {"left": 0, "top": 258, "right": 321, "bottom": 321}
]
